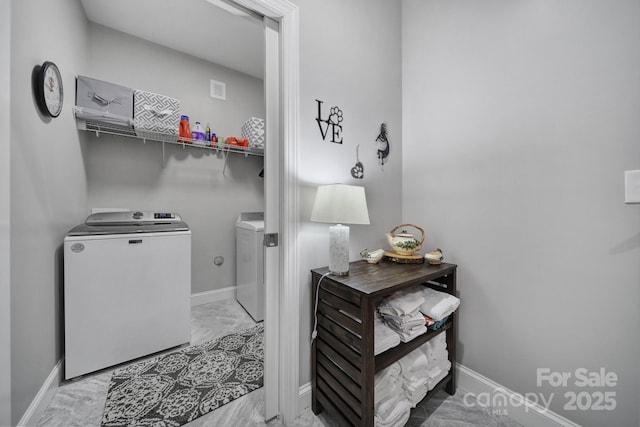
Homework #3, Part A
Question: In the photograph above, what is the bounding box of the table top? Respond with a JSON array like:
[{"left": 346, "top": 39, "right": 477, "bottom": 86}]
[{"left": 311, "top": 259, "right": 457, "bottom": 296}]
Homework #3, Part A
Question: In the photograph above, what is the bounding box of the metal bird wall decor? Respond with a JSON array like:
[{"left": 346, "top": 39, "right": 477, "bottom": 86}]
[{"left": 376, "top": 123, "right": 390, "bottom": 168}]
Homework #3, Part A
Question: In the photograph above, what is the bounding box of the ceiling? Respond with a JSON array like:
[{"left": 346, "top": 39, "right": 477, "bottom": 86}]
[{"left": 80, "top": 0, "right": 264, "bottom": 79}]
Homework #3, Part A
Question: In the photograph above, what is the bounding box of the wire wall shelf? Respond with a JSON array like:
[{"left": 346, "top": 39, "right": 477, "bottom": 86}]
[{"left": 75, "top": 112, "right": 264, "bottom": 168}]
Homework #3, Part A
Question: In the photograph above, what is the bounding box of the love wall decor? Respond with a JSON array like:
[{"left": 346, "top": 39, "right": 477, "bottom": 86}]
[{"left": 315, "top": 99, "right": 343, "bottom": 144}]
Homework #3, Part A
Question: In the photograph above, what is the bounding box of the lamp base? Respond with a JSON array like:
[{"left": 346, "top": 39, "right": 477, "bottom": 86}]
[
  {"left": 329, "top": 224, "right": 350, "bottom": 276},
  {"left": 329, "top": 270, "right": 349, "bottom": 276}
]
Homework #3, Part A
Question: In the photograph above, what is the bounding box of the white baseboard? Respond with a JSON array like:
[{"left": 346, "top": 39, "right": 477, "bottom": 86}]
[
  {"left": 17, "top": 358, "right": 63, "bottom": 427},
  {"left": 456, "top": 364, "right": 581, "bottom": 427},
  {"left": 191, "top": 286, "right": 236, "bottom": 306},
  {"left": 298, "top": 382, "right": 312, "bottom": 414}
]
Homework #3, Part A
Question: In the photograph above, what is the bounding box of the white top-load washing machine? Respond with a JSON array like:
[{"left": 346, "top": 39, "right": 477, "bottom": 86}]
[
  {"left": 63, "top": 211, "right": 191, "bottom": 379},
  {"left": 236, "top": 212, "right": 264, "bottom": 322}
]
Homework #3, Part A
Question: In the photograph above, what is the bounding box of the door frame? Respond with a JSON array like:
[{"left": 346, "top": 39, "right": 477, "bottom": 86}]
[
  {"left": 232, "top": 0, "right": 300, "bottom": 423},
  {"left": 0, "top": 1, "right": 12, "bottom": 424}
]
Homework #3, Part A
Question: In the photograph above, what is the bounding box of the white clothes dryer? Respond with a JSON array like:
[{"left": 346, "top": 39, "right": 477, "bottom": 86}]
[{"left": 235, "top": 212, "right": 264, "bottom": 322}]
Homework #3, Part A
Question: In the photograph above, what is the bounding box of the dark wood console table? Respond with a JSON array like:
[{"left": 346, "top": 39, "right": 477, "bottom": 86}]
[{"left": 310, "top": 260, "right": 458, "bottom": 426}]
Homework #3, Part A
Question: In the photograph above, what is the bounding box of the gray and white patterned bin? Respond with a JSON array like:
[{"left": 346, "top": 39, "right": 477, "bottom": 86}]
[
  {"left": 241, "top": 117, "right": 265, "bottom": 149},
  {"left": 133, "top": 89, "right": 180, "bottom": 141}
]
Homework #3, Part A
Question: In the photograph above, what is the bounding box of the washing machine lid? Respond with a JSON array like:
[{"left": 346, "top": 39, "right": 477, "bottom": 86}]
[
  {"left": 67, "top": 211, "right": 189, "bottom": 236},
  {"left": 236, "top": 220, "right": 264, "bottom": 232}
]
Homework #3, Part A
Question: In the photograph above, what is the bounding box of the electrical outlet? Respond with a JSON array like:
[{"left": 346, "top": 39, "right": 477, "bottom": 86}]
[{"left": 625, "top": 170, "right": 640, "bottom": 203}]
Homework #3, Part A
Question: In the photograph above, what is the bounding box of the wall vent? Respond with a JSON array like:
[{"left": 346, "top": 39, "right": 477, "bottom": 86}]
[{"left": 210, "top": 79, "right": 227, "bottom": 100}]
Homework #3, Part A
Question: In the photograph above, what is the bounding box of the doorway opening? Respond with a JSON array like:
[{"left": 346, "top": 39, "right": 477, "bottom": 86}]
[{"left": 73, "top": 0, "right": 299, "bottom": 423}]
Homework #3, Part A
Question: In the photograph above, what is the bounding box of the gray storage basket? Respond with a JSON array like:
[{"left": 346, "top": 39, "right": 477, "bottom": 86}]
[
  {"left": 133, "top": 89, "right": 180, "bottom": 141},
  {"left": 75, "top": 76, "right": 134, "bottom": 129}
]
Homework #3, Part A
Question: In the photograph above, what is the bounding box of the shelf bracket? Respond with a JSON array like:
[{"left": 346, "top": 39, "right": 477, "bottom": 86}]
[{"left": 222, "top": 151, "right": 229, "bottom": 176}]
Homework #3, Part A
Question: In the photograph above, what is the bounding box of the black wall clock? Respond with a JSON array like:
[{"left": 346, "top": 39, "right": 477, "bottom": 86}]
[{"left": 35, "top": 61, "right": 63, "bottom": 118}]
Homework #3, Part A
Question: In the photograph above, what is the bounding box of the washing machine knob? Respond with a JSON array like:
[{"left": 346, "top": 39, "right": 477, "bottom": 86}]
[{"left": 132, "top": 211, "right": 144, "bottom": 220}]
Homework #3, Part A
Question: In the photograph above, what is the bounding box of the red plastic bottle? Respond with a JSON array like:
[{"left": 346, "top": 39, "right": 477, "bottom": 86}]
[{"left": 179, "top": 115, "right": 192, "bottom": 143}]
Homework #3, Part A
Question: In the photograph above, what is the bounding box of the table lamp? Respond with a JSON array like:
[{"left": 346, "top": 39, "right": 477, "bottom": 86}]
[{"left": 310, "top": 184, "right": 370, "bottom": 275}]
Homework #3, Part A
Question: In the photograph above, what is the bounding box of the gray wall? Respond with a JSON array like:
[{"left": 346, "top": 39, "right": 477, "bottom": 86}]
[
  {"left": 402, "top": 0, "right": 640, "bottom": 425},
  {"left": 84, "top": 23, "right": 265, "bottom": 294},
  {"left": 293, "top": 0, "right": 403, "bottom": 387},
  {"left": 1, "top": 1, "right": 11, "bottom": 424},
  {"left": 10, "top": 0, "right": 89, "bottom": 423}
]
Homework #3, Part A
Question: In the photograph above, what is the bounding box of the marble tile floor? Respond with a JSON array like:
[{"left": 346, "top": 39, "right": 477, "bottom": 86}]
[
  {"left": 404, "top": 390, "right": 523, "bottom": 427},
  {"left": 38, "top": 299, "right": 521, "bottom": 427},
  {"left": 38, "top": 299, "right": 257, "bottom": 427}
]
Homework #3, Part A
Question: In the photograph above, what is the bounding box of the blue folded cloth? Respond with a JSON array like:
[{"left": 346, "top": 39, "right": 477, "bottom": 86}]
[{"left": 427, "top": 315, "right": 450, "bottom": 330}]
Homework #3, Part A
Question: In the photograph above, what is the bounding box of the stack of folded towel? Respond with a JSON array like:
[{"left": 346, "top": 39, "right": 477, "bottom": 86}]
[
  {"left": 338, "top": 309, "right": 400, "bottom": 355},
  {"left": 377, "top": 286, "right": 460, "bottom": 345},
  {"left": 378, "top": 286, "right": 428, "bottom": 342},
  {"left": 374, "top": 362, "right": 411, "bottom": 427},
  {"left": 398, "top": 347, "right": 430, "bottom": 407},
  {"left": 373, "top": 333, "right": 452, "bottom": 424},
  {"left": 420, "top": 332, "right": 451, "bottom": 391}
]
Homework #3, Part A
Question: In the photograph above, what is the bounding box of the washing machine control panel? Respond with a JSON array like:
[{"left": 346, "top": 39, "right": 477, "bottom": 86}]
[
  {"left": 85, "top": 211, "right": 181, "bottom": 225},
  {"left": 154, "top": 212, "right": 175, "bottom": 219}
]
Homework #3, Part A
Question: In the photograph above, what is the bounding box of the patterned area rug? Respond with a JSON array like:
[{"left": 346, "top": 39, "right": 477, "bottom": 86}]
[{"left": 101, "top": 324, "right": 264, "bottom": 427}]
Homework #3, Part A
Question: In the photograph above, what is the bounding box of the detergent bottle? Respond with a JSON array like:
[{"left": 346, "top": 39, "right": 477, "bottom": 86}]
[{"left": 179, "top": 115, "right": 192, "bottom": 143}]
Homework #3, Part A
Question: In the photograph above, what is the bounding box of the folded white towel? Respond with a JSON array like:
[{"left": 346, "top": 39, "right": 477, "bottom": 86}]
[
  {"left": 427, "top": 359, "right": 451, "bottom": 379},
  {"left": 427, "top": 371, "right": 449, "bottom": 391},
  {"left": 374, "top": 397, "right": 411, "bottom": 427},
  {"left": 426, "top": 348, "right": 448, "bottom": 370},
  {"left": 426, "top": 362, "right": 443, "bottom": 380},
  {"left": 378, "top": 286, "right": 425, "bottom": 317},
  {"left": 402, "top": 376, "right": 429, "bottom": 408},
  {"left": 398, "top": 348, "right": 429, "bottom": 380},
  {"left": 404, "top": 383, "right": 428, "bottom": 408},
  {"left": 382, "top": 310, "right": 425, "bottom": 330},
  {"left": 375, "top": 362, "right": 402, "bottom": 400},
  {"left": 375, "top": 381, "right": 403, "bottom": 420},
  {"left": 395, "top": 325, "right": 427, "bottom": 343},
  {"left": 375, "top": 362, "right": 401, "bottom": 384},
  {"left": 403, "top": 378, "right": 428, "bottom": 393},
  {"left": 433, "top": 331, "right": 447, "bottom": 347},
  {"left": 419, "top": 288, "right": 460, "bottom": 321},
  {"left": 427, "top": 360, "right": 451, "bottom": 391},
  {"left": 375, "top": 319, "right": 401, "bottom": 355},
  {"left": 423, "top": 334, "right": 447, "bottom": 363}
]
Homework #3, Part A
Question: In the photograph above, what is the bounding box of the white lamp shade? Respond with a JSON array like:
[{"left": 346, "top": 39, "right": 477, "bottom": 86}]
[{"left": 310, "top": 184, "right": 370, "bottom": 225}]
